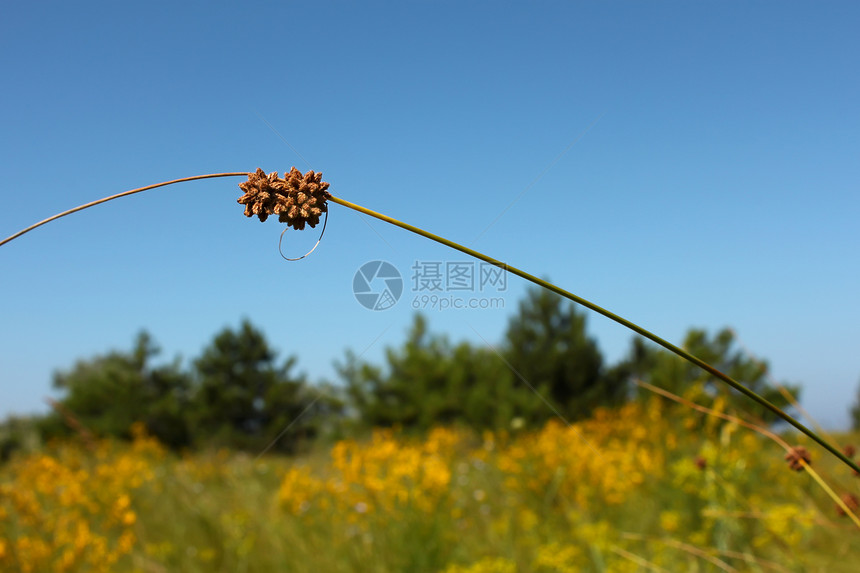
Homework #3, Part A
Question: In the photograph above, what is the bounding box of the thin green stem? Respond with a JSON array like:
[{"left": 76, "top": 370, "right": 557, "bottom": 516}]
[
  {"left": 330, "top": 194, "right": 860, "bottom": 475},
  {"left": 2, "top": 174, "right": 854, "bottom": 474}
]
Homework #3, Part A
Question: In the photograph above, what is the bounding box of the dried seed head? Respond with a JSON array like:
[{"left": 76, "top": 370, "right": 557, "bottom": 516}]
[
  {"left": 837, "top": 493, "right": 860, "bottom": 517},
  {"left": 844, "top": 444, "right": 856, "bottom": 458},
  {"left": 784, "top": 446, "right": 811, "bottom": 471},
  {"left": 694, "top": 456, "right": 707, "bottom": 471},
  {"left": 238, "top": 167, "right": 331, "bottom": 230},
  {"left": 237, "top": 168, "right": 286, "bottom": 222}
]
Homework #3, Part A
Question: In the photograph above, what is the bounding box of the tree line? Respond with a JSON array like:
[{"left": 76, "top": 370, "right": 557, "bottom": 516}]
[{"left": 1, "top": 287, "right": 802, "bottom": 459}]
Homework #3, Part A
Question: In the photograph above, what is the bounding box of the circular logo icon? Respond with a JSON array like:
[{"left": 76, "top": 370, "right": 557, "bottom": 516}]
[{"left": 353, "top": 261, "right": 403, "bottom": 311}]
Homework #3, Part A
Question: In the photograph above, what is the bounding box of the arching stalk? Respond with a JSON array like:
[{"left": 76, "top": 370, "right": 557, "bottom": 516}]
[{"left": 2, "top": 172, "right": 855, "bottom": 475}]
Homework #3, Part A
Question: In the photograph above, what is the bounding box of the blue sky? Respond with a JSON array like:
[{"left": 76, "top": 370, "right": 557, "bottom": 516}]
[{"left": 1, "top": 1, "right": 858, "bottom": 429}]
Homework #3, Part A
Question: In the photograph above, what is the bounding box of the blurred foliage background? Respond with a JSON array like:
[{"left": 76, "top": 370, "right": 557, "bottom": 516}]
[
  {"left": 2, "top": 286, "right": 804, "bottom": 459},
  {"left": 4, "top": 286, "right": 860, "bottom": 571}
]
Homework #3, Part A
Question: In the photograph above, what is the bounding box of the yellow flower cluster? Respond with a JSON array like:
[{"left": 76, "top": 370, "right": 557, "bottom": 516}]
[
  {"left": 439, "top": 541, "right": 587, "bottom": 573},
  {"left": 0, "top": 423, "right": 163, "bottom": 572},
  {"left": 496, "top": 402, "right": 672, "bottom": 509},
  {"left": 441, "top": 555, "right": 518, "bottom": 573},
  {"left": 279, "top": 427, "right": 460, "bottom": 520}
]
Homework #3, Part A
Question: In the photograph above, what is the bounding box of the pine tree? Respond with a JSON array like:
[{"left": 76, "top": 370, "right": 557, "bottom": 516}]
[
  {"left": 191, "top": 319, "right": 319, "bottom": 452},
  {"left": 850, "top": 378, "right": 860, "bottom": 430},
  {"left": 48, "top": 331, "right": 191, "bottom": 448},
  {"left": 503, "top": 286, "right": 621, "bottom": 423},
  {"left": 622, "top": 327, "right": 800, "bottom": 424},
  {"left": 341, "top": 313, "right": 526, "bottom": 431}
]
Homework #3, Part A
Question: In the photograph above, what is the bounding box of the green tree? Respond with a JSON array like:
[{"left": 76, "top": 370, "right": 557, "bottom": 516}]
[
  {"left": 341, "top": 314, "right": 527, "bottom": 432},
  {"left": 850, "top": 378, "right": 860, "bottom": 430},
  {"left": 341, "top": 314, "right": 456, "bottom": 430},
  {"left": 342, "top": 289, "right": 629, "bottom": 433},
  {"left": 448, "top": 341, "right": 532, "bottom": 430},
  {"left": 0, "top": 416, "right": 40, "bottom": 463},
  {"left": 503, "top": 286, "right": 623, "bottom": 423},
  {"left": 621, "top": 327, "right": 799, "bottom": 424},
  {"left": 46, "top": 331, "right": 191, "bottom": 448},
  {"left": 190, "top": 319, "right": 322, "bottom": 452}
]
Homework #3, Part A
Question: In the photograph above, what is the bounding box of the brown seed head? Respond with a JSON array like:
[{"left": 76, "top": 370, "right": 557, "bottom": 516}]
[
  {"left": 238, "top": 167, "right": 331, "bottom": 230},
  {"left": 837, "top": 493, "right": 860, "bottom": 517},
  {"left": 694, "top": 456, "right": 707, "bottom": 471},
  {"left": 844, "top": 444, "right": 856, "bottom": 458},
  {"left": 237, "top": 168, "right": 288, "bottom": 222},
  {"left": 784, "top": 446, "right": 811, "bottom": 471}
]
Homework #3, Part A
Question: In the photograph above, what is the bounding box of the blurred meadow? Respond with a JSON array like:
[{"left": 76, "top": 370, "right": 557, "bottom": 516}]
[
  {"left": 3, "top": 398, "right": 860, "bottom": 572},
  {"left": 3, "top": 2, "right": 860, "bottom": 572}
]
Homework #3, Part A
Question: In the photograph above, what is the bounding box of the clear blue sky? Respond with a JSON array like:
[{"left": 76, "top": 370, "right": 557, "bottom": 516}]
[{"left": 1, "top": 1, "right": 858, "bottom": 429}]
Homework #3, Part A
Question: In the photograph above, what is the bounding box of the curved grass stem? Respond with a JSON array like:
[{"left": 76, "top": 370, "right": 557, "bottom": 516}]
[
  {"left": 329, "top": 194, "right": 860, "bottom": 476},
  {"left": 0, "top": 173, "right": 250, "bottom": 248},
  {"left": 2, "top": 174, "right": 856, "bottom": 475}
]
